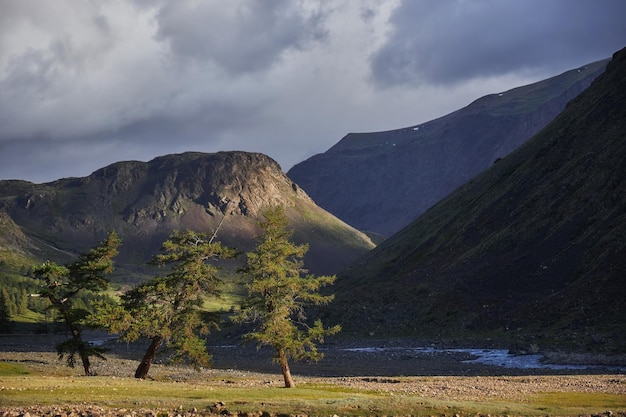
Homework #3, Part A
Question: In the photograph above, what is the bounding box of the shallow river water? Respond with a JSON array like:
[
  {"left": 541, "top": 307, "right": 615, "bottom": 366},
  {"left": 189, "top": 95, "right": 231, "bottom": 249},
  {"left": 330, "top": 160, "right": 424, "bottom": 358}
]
[{"left": 342, "top": 346, "right": 626, "bottom": 372}]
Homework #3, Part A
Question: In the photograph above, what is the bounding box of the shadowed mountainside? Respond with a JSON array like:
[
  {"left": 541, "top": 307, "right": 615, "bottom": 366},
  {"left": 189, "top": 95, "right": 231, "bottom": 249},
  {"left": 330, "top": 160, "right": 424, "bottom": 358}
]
[
  {"left": 325, "top": 48, "right": 626, "bottom": 353},
  {"left": 288, "top": 58, "right": 608, "bottom": 237},
  {"left": 0, "top": 151, "right": 374, "bottom": 280}
]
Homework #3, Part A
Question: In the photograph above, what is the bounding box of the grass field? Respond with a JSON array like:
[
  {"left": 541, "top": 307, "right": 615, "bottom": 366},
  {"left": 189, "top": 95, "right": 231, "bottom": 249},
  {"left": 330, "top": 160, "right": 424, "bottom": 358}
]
[{"left": 1, "top": 354, "right": 625, "bottom": 416}]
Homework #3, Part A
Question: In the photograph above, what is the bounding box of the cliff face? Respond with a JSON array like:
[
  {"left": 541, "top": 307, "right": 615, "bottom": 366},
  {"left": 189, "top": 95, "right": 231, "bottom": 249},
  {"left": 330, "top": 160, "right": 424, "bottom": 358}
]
[
  {"left": 0, "top": 151, "right": 374, "bottom": 279},
  {"left": 327, "top": 48, "right": 626, "bottom": 352},
  {"left": 289, "top": 59, "right": 608, "bottom": 236}
]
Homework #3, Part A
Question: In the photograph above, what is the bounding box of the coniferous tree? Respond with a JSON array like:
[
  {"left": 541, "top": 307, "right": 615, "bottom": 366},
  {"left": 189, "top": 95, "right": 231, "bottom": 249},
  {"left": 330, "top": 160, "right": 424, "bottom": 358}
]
[
  {"left": 90, "top": 229, "right": 236, "bottom": 378},
  {"left": 32, "top": 232, "right": 120, "bottom": 375},
  {"left": 0, "top": 288, "right": 13, "bottom": 333},
  {"left": 232, "top": 206, "right": 340, "bottom": 388},
  {"left": 17, "top": 288, "right": 29, "bottom": 315},
  {"left": 1, "top": 288, "right": 16, "bottom": 316}
]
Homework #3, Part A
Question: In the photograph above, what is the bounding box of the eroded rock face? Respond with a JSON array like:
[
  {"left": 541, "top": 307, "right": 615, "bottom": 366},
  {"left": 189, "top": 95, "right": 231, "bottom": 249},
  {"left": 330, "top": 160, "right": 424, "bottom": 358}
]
[
  {"left": 145, "top": 151, "right": 312, "bottom": 217},
  {"left": 0, "top": 151, "right": 373, "bottom": 277}
]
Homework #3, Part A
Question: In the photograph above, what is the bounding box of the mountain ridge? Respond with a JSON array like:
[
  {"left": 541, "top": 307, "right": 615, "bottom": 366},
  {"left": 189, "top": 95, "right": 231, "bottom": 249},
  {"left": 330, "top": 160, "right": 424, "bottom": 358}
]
[
  {"left": 0, "top": 151, "right": 374, "bottom": 279},
  {"left": 326, "top": 48, "right": 626, "bottom": 352},
  {"left": 289, "top": 58, "right": 609, "bottom": 236}
]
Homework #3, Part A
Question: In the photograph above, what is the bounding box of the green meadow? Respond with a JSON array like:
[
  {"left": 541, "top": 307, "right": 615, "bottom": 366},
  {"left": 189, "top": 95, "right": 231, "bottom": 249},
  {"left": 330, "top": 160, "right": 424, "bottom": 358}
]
[{"left": 1, "top": 360, "right": 624, "bottom": 416}]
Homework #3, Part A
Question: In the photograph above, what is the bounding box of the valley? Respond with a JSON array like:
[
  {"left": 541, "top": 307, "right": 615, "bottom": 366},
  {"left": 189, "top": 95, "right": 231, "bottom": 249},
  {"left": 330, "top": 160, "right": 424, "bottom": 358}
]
[
  {"left": 1, "top": 5, "right": 625, "bottom": 416},
  {"left": 1, "top": 48, "right": 625, "bottom": 384}
]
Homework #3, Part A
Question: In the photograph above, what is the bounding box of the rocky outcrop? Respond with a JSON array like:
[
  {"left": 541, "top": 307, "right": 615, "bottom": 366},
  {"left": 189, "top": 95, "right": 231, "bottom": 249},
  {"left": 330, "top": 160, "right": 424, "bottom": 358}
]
[{"left": 0, "top": 151, "right": 374, "bottom": 277}]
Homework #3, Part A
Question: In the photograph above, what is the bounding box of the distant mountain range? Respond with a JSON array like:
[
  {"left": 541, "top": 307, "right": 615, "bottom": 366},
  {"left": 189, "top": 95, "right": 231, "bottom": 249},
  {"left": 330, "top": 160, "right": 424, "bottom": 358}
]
[
  {"left": 289, "top": 58, "right": 608, "bottom": 237},
  {"left": 0, "top": 151, "right": 374, "bottom": 280},
  {"left": 326, "top": 47, "right": 626, "bottom": 353},
  {"left": 1, "top": 49, "right": 624, "bottom": 355}
]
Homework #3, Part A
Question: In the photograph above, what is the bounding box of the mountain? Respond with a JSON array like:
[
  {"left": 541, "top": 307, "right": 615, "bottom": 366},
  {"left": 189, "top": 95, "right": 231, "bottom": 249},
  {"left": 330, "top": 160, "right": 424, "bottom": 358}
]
[
  {"left": 0, "top": 209, "right": 37, "bottom": 270},
  {"left": 288, "top": 58, "right": 608, "bottom": 237},
  {"left": 326, "top": 47, "right": 626, "bottom": 353},
  {"left": 0, "top": 151, "right": 374, "bottom": 280}
]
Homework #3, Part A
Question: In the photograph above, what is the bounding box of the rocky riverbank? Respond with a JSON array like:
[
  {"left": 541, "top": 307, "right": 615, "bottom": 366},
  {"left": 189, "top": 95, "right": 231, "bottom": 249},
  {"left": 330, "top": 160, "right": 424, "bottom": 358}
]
[{"left": 2, "top": 332, "right": 626, "bottom": 378}]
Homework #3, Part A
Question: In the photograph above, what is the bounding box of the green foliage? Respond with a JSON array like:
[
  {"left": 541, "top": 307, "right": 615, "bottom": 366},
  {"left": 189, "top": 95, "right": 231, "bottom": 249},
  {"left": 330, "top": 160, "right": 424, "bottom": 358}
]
[
  {"left": 54, "top": 339, "right": 107, "bottom": 369},
  {"left": 0, "top": 288, "right": 13, "bottom": 332},
  {"left": 90, "top": 230, "right": 236, "bottom": 375},
  {"left": 0, "top": 256, "right": 44, "bottom": 326},
  {"left": 0, "top": 280, "right": 55, "bottom": 330},
  {"left": 31, "top": 232, "right": 121, "bottom": 374},
  {"left": 66, "top": 232, "right": 121, "bottom": 292},
  {"left": 233, "top": 206, "right": 340, "bottom": 387}
]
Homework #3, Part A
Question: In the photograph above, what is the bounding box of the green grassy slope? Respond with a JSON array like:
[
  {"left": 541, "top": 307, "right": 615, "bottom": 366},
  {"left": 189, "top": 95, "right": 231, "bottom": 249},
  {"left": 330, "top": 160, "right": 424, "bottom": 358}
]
[{"left": 328, "top": 48, "right": 626, "bottom": 353}]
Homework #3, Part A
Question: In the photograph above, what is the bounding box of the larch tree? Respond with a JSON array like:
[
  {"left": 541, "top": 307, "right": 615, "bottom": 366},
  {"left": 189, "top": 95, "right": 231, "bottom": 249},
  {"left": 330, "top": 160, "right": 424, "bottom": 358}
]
[
  {"left": 31, "top": 232, "right": 121, "bottom": 376},
  {"left": 90, "top": 229, "right": 236, "bottom": 379},
  {"left": 232, "top": 206, "right": 340, "bottom": 388},
  {"left": 0, "top": 288, "right": 13, "bottom": 333}
]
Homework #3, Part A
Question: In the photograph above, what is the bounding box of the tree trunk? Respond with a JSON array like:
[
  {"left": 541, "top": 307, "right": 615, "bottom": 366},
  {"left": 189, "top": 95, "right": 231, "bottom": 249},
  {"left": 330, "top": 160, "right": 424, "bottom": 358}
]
[
  {"left": 135, "top": 336, "right": 163, "bottom": 379},
  {"left": 61, "top": 302, "right": 93, "bottom": 376},
  {"left": 278, "top": 348, "right": 295, "bottom": 388},
  {"left": 79, "top": 343, "right": 92, "bottom": 376},
  {"left": 67, "top": 326, "right": 93, "bottom": 376}
]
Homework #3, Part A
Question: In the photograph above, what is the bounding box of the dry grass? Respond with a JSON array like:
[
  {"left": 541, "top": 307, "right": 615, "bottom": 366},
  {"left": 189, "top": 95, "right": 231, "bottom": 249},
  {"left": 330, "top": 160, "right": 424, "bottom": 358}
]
[{"left": 1, "top": 350, "right": 625, "bottom": 416}]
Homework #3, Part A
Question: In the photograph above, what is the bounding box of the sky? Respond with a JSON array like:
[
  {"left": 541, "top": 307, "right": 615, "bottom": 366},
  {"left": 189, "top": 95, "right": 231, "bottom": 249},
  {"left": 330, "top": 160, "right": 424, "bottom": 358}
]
[{"left": 1, "top": 0, "right": 625, "bottom": 183}]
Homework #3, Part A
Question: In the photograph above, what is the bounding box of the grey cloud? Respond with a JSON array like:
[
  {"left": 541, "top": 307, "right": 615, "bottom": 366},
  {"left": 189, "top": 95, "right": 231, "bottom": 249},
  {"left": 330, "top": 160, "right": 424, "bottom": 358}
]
[
  {"left": 371, "top": 0, "right": 626, "bottom": 87},
  {"left": 1, "top": 38, "right": 75, "bottom": 96},
  {"left": 0, "top": 138, "right": 120, "bottom": 183},
  {"left": 111, "top": 94, "right": 267, "bottom": 147},
  {"left": 155, "top": 0, "right": 328, "bottom": 74},
  {"left": 0, "top": 45, "right": 71, "bottom": 139},
  {"left": 0, "top": 95, "right": 273, "bottom": 183},
  {"left": 3, "top": 0, "right": 625, "bottom": 184}
]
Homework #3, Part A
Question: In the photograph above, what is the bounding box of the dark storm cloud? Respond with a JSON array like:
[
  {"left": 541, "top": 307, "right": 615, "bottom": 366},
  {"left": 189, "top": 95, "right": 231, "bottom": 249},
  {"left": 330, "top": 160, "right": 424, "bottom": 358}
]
[
  {"left": 155, "top": 0, "right": 328, "bottom": 73},
  {"left": 370, "top": 0, "right": 626, "bottom": 86},
  {"left": 0, "top": 139, "right": 110, "bottom": 182},
  {"left": 1, "top": 1, "right": 625, "bottom": 183}
]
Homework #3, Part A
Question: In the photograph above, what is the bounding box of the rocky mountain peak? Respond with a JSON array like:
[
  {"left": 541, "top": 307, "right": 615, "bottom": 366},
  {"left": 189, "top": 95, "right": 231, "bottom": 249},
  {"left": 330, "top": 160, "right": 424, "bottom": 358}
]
[
  {"left": 0, "top": 151, "right": 372, "bottom": 277},
  {"left": 145, "top": 151, "right": 312, "bottom": 218}
]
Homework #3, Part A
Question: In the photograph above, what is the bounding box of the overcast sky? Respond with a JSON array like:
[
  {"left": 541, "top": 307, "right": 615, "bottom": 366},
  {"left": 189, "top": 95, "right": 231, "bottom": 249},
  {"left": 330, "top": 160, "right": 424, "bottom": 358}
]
[{"left": 1, "top": 0, "right": 625, "bottom": 183}]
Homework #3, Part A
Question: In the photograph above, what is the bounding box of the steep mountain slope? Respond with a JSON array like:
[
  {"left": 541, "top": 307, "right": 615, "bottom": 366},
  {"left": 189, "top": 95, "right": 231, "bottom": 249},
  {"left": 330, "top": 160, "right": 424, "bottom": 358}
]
[
  {"left": 0, "top": 151, "right": 374, "bottom": 279},
  {"left": 0, "top": 210, "right": 38, "bottom": 270},
  {"left": 0, "top": 210, "right": 31, "bottom": 253},
  {"left": 327, "top": 48, "right": 626, "bottom": 353},
  {"left": 289, "top": 59, "right": 608, "bottom": 237}
]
